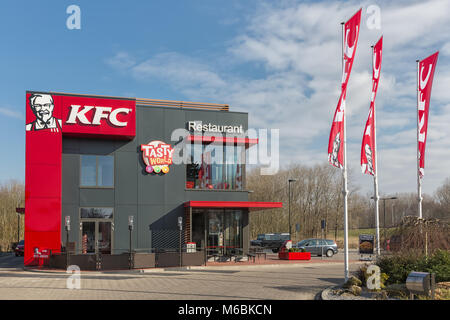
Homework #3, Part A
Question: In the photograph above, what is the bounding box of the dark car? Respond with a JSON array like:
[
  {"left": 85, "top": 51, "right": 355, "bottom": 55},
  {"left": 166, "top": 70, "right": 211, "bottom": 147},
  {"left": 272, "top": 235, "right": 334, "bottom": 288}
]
[
  {"left": 250, "top": 233, "right": 291, "bottom": 252},
  {"left": 15, "top": 240, "right": 24, "bottom": 257},
  {"left": 296, "top": 238, "right": 338, "bottom": 257}
]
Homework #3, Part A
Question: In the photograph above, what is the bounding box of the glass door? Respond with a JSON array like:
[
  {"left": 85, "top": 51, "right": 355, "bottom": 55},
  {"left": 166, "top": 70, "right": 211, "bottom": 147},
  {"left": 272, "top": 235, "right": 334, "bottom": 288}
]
[
  {"left": 224, "top": 210, "right": 242, "bottom": 254},
  {"left": 207, "top": 210, "right": 223, "bottom": 256},
  {"left": 81, "top": 221, "right": 96, "bottom": 254},
  {"left": 98, "top": 221, "right": 112, "bottom": 254},
  {"left": 80, "top": 220, "right": 113, "bottom": 254}
]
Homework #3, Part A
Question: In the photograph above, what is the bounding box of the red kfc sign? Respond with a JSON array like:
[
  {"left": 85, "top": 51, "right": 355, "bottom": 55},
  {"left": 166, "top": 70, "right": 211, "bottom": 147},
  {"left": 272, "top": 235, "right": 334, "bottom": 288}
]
[
  {"left": 61, "top": 95, "right": 135, "bottom": 138},
  {"left": 26, "top": 93, "right": 136, "bottom": 139}
]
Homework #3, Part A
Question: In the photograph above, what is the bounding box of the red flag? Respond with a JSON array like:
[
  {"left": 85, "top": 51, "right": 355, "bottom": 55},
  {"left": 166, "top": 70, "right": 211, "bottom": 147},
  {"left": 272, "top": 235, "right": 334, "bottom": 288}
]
[
  {"left": 361, "top": 37, "right": 383, "bottom": 175},
  {"left": 418, "top": 51, "right": 439, "bottom": 178},
  {"left": 328, "top": 9, "right": 362, "bottom": 168}
]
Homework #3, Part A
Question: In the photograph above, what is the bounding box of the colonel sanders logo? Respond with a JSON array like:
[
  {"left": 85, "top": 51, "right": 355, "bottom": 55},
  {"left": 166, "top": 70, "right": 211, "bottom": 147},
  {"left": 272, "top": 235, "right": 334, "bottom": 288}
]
[
  {"left": 26, "top": 94, "right": 62, "bottom": 132},
  {"left": 330, "top": 132, "right": 341, "bottom": 167},
  {"left": 364, "top": 144, "right": 374, "bottom": 175}
]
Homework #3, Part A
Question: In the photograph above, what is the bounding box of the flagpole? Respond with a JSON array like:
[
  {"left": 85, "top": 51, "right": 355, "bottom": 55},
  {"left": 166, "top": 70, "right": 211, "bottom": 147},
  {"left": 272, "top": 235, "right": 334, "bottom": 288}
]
[
  {"left": 372, "top": 45, "right": 381, "bottom": 256},
  {"left": 341, "top": 21, "right": 349, "bottom": 282},
  {"left": 416, "top": 59, "right": 423, "bottom": 219}
]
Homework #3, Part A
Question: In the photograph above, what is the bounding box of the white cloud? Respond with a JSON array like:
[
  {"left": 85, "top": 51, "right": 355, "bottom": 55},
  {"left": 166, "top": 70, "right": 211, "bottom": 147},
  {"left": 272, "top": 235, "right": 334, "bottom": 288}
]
[
  {"left": 0, "top": 107, "right": 23, "bottom": 120},
  {"left": 106, "top": 0, "right": 450, "bottom": 195},
  {"left": 105, "top": 52, "right": 136, "bottom": 70}
]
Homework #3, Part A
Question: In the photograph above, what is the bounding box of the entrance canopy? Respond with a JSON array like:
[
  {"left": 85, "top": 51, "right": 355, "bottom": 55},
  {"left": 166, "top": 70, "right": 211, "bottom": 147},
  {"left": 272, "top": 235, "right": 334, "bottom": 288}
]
[{"left": 184, "top": 201, "right": 282, "bottom": 211}]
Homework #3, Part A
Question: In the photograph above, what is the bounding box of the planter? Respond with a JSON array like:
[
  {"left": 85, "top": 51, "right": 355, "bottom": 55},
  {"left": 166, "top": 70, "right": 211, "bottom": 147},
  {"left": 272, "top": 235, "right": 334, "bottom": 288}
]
[
  {"left": 278, "top": 252, "right": 311, "bottom": 260},
  {"left": 133, "top": 253, "right": 156, "bottom": 268}
]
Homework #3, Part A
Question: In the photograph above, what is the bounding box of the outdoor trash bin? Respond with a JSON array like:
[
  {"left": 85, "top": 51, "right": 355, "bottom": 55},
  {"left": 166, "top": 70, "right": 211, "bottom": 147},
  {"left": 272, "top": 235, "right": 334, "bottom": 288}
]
[{"left": 406, "top": 271, "right": 435, "bottom": 296}]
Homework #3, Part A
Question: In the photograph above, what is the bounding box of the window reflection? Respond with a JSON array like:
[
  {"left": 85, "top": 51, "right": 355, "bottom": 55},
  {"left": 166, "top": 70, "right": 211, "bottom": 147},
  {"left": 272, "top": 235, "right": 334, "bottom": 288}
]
[
  {"left": 81, "top": 155, "right": 96, "bottom": 186},
  {"left": 80, "top": 207, "right": 113, "bottom": 219},
  {"left": 186, "top": 143, "right": 243, "bottom": 190},
  {"left": 80, "top": 155, "right": 114, "bottom": 187}
]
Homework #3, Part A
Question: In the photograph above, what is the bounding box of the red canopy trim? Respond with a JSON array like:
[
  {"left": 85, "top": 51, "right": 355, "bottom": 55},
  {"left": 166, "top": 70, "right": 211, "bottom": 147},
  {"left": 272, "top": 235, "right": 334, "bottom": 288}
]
[
  {"left": 187, "top": 135, "right": 258, "bottom": 147},
  {"left": 184, "top": 201, "right": 282, "bottom": 211}
]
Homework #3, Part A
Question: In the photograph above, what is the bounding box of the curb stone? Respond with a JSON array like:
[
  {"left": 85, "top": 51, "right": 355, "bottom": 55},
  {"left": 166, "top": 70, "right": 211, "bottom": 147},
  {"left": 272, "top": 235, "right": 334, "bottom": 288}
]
[{"left": 22, "top": 261, "right": 365, "bottom": 275}]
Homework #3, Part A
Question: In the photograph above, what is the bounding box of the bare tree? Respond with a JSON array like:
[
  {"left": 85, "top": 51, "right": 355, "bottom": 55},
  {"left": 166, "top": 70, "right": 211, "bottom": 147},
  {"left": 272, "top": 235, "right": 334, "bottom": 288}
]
[{"left": 0, "top": 180, "right": 25, "bottom": 251}]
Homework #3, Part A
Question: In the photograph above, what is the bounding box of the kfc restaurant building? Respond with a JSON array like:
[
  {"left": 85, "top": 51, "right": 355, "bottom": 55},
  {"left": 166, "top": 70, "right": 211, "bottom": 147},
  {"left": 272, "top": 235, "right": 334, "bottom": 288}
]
[{"left": 24, "top": 91, "right": 281, "bottom": 267}]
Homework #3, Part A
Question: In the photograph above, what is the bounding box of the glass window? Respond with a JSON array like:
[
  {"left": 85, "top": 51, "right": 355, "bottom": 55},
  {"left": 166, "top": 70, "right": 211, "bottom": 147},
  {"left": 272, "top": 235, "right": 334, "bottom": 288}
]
[
  {"left": 81, "top": 155, "right": 97, "bottom": 186},
  {"left": 186, "top": 143, "right": 244, "bottom": 190},
  {"left": 80, "top": 155, "right": 114, "bottom": 187},
  {"left": 80, "top": 208, "right": 113, "bottom": 219},
  {"left": 98, "top": 156, "right": 114, "bottom": 187}
]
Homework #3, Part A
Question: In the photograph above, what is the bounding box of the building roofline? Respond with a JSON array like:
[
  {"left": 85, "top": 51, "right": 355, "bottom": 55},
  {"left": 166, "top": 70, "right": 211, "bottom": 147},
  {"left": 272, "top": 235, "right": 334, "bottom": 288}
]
[{"left": 26, "top": 90, "right": 230, "bottom": 112}]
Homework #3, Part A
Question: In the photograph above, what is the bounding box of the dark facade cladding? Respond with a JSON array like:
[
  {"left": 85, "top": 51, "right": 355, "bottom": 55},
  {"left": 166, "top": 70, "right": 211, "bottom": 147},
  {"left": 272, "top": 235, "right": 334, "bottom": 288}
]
[{"left": 61, "top": 105, "right": 250, "bottom": 254}]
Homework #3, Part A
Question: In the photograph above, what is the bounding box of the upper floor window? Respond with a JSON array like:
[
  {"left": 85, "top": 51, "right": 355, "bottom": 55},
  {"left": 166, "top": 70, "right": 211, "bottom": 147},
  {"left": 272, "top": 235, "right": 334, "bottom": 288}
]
[
  {"left": 186, "top": 144, "right": 244, "bottom": 190},
  {"left": 81, "top": 155, "right": 114, "bottom": 187}
]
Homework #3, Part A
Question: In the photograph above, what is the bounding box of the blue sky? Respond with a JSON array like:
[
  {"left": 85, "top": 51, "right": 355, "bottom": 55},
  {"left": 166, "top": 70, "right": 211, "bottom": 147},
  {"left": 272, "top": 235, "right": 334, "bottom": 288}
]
[{"left": 1, "top": 0, "right": 450, "bottom": 196}]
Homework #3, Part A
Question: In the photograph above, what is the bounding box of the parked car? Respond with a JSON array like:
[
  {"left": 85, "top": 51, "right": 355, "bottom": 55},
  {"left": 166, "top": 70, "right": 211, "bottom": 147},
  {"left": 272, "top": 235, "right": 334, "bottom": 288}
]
[
  {"left": 250, "top": 233, "right": 290, "bottom": 253},
  {"left": 15, "top": 240, "right": 24, "bottom": 257},
  {"left": 296, "top": 238, "right": 338, "bottom": 257}
]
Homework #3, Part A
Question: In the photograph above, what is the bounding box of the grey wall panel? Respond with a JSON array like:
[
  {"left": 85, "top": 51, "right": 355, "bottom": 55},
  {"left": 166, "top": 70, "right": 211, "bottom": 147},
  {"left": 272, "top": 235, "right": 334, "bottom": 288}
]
[
  {"left": 115, "top": 137, "right": 138, "bottom": 153},
  {"left": 62, "top": 138, "right": 80, "bottom": 153},
  {"left": 139, "top": 205, "right": 165, "bottom": 249},
  {"left": 114, "top": 205, "right": 138, "bottom": 254},
  {"left": 164, "top": 108, "right": 186, "bottom": 142},
  {"left": 78, "top": 139, "right": 116, "bottom": 155},
  {"left": 115, "top": 152, "right": 138, "bottom": 205},
  {"left": 61, "top": 204, "right": 79, "bottom": 251},
  {"left": 79, "top": 189, "right": 114, "bottom": 207},
  {"left": 163, "top": 162, "right": 186, "bottom": 205},
  {"left": 137, "top": 107, "right": 165, "bottom": 146},
  {"left": 138, "top": 173, "right": 166, "bottom": 205},
  {"left": 61, "top": 153, "right": 79, "bottom": 205}
]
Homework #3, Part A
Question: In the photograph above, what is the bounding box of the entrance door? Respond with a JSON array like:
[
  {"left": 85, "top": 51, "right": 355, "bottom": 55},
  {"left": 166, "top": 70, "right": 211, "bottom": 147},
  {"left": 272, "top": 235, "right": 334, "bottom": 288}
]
[{"left": 81, "top": 220, "right": 112, "bottom": 254}]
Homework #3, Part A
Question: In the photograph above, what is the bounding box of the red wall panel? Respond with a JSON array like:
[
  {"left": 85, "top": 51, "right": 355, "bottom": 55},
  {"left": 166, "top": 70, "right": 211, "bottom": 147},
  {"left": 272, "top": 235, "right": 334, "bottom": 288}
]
[
  {"left": 25, "top": 93, "right": 62, "bottom": 265},
  {"left": 24, "top": 92, "right": 136, "bottom": 266}
]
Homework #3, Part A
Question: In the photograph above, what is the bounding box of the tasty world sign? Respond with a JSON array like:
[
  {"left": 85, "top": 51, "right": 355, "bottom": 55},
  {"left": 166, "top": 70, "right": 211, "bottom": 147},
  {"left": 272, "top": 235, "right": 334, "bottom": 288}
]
[{"left": 141, "top": 140, "right": 174, "bottom": 174}]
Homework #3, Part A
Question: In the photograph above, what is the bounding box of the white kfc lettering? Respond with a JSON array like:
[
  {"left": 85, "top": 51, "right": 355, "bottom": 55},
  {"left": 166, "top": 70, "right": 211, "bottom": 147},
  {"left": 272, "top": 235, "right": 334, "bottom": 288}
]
[
  {"left": 417, "top": 62, "right": 433, "bottom": 143},
  {"left": 92, "top": 107, "right": 112, "bottom": 125},
  {"left": 66, "top": 105, "right": 94, "bottom": 124},
  {"left": 66, "top": 105, "right": 131, "bottom": 127},
  {"left": 420, "top": 63, "right": 432, "bottom": 90},
  {"left": 373, "top": 50, "right": 381, "bottom": 80},
  {"left": 110, "top": 108, "right": 131, "bottom": 127}
]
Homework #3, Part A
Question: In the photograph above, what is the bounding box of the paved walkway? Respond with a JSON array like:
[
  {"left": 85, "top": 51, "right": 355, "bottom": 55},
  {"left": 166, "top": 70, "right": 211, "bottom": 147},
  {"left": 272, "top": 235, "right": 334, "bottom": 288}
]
[{"left": 0, "top": 262, "right": 362, "bottom": 300}]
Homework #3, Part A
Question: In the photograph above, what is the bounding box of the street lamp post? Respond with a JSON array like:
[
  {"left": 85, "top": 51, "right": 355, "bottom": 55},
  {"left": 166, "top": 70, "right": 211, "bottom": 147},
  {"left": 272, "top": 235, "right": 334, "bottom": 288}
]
[
  {"left": 371, "top": 196, "right": 397, "bottom": 253},
  {"left": 128, "top": 216, "right": 134, "bottom": 269},
  {"left": 288, "top": 179, "right": 297, "bottom": 241},
  {"left": 381, "top": 197, "right": 397, "bottom": 250}
]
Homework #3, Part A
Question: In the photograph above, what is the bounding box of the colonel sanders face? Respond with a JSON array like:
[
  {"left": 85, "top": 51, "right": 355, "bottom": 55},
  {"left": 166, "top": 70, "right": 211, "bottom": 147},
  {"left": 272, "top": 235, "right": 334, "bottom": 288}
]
[
  {"left": 30, "top": 94, "right": 54, "bottom": 123},
  {"left": 365, "top": 144, "right": 374, "bottom": 174}
]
